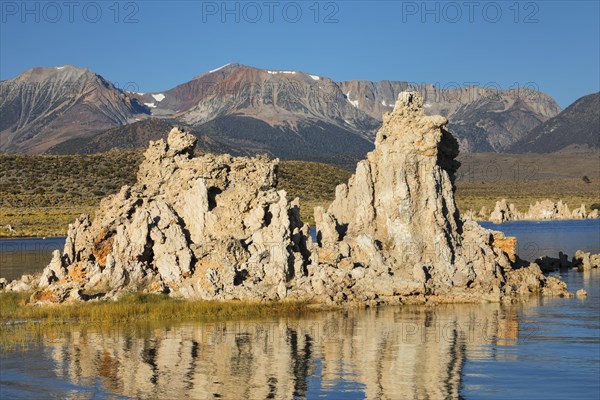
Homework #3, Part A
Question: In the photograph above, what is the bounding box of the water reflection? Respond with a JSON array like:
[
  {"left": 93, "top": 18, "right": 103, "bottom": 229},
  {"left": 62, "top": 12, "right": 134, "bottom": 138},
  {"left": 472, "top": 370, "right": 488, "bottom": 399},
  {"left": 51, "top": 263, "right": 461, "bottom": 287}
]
[
  {"left": 37, "top": 304, "right": 523, "bottom": 400},
  {"left": 0, "top": 237, "right": 66, "bottom": 281}
]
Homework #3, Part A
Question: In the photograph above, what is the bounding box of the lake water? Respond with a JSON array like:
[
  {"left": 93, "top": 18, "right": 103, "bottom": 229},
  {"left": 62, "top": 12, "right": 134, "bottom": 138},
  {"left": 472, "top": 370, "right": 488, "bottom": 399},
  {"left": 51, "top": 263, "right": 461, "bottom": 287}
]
[
  {"left": 0, "top": 237, "right": 66, "bottom": 282},
  {"left": 1, "top": 220, "right": 599, "bottom": 399},
  {"left": 480, "top": 219, "right": 600, "bottom": 260}
]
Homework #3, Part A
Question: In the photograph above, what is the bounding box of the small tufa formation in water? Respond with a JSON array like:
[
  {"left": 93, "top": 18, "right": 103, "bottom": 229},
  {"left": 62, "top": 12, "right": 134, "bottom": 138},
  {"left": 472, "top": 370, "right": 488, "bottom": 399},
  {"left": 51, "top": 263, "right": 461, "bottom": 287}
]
[
  {"left": 488, "top": 199, "right": 599, "bottom": 223},
  {"left": 4, "top": 92, "right": 576, "bottom": 304}
]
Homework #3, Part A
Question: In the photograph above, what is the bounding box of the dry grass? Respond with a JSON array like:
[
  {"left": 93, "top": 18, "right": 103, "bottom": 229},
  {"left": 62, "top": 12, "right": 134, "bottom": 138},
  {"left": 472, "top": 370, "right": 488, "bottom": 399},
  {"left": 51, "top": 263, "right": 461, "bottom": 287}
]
[
  {"left": 0, "top": 292, "right": 311, "bottom": 351},
  {"left": 0, "top": 206, "right": 96, "bottom": 238},
  {"left": 1, "top": 151, "right": 597, "bottom": 237},
  {"left": 455, "top": 152, "right": 600, "bottom": 214}
]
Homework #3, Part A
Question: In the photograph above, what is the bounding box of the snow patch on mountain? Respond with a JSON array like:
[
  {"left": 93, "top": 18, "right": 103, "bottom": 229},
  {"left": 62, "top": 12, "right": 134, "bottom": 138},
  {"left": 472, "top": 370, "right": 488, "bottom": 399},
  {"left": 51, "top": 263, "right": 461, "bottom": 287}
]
[
  {"left": 209, "top": 63, "right": 231, "bottom": 73},
  {"left": 152, "top": 93, "right": 166, "bottom": 102},
  {"left": 346, "top": 91, "right": 359, "bottom": 108}
]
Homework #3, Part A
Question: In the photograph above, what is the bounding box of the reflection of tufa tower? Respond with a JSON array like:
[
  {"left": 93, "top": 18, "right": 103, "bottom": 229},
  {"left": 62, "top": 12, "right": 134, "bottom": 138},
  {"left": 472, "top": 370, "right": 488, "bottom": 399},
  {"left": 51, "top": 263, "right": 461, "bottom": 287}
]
[{"left": 45, "top": 304, "right": 521, "bottom": 399}]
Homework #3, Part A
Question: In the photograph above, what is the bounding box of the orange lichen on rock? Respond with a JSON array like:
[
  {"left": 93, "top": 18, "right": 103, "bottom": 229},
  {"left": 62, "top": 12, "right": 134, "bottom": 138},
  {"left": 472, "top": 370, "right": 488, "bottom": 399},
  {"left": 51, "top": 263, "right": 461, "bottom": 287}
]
[
  {"left": 93, "top": 231, "right": 114, "bottom": 267},
  {"left": 492, "top": 233, "right": 518, "bottom": 263}
]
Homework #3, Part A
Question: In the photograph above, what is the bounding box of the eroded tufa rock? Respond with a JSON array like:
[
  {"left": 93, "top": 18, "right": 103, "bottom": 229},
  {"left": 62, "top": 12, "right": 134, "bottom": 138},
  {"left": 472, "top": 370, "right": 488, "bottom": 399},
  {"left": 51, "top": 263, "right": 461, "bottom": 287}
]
[
  {"left": 486, "top": 199, "right": 599, "bottom": 223},
  {"left": 26, "top": 94, "right": 571, "bottom": 305}
]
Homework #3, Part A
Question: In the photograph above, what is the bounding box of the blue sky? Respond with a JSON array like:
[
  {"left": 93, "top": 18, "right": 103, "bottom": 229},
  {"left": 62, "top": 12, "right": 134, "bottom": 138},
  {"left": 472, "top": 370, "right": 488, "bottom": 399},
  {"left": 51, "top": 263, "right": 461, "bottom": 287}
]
[{"left": 1, "top": 0, "right": 598, "bottom": 107}]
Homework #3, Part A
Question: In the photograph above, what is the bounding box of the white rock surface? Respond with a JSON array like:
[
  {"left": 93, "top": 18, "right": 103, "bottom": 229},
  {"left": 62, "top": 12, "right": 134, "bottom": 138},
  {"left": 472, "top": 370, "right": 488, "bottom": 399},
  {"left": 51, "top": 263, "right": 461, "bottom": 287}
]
[{"left": 19, "top": 93, "right": 571, "bottom": 304}]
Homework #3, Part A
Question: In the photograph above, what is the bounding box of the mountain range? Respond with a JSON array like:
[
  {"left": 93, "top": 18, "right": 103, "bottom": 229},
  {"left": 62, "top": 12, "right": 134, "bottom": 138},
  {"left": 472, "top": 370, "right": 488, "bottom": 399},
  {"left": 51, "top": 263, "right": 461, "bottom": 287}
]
[
  {"left": 509, "top": 92, "right": 600, "bottom": 153},
  {"left": 1, "top": 63, "right": 596, "bottom": 161},
  {"left": 0, "top": 66, "right": 145, "bottom": 153}
]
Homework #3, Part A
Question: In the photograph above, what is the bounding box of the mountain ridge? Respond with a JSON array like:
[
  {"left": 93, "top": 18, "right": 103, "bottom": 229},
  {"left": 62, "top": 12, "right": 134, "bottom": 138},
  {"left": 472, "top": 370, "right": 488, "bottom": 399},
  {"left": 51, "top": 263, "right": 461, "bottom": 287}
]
[
  {"left": 0, "top": 63, "right": 566, "bottom": 156},
  {"left": 0, "top": 65, "right": 147, "bottom": 153},
  {"left": 509, "top": 92, "right": 600, "bottom": 153}
]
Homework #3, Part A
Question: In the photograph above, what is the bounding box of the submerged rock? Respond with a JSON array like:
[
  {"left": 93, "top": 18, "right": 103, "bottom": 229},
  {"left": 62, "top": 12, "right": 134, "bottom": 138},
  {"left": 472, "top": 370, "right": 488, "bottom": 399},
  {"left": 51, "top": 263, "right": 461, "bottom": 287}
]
[{"left": 22, "top": 92, "right": 571, "bottom": 304}]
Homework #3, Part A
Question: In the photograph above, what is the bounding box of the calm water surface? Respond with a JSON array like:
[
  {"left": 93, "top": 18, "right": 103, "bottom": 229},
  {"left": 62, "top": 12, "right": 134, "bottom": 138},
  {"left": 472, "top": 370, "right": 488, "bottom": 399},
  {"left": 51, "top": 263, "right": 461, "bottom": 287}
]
[
  {"left": 480, "top": 219, "right": 600, "bottom": 260},
  {"left": 0, "top": 237, "right": 66, "bottom": 281},
  {"left": 0, "top": 221, "right": 599, "bottom": 399}
]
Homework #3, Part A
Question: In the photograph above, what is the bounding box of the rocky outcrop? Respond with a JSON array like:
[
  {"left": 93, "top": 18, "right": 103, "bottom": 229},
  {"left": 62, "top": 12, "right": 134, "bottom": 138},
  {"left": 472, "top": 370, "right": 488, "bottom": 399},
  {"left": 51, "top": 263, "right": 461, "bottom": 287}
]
[
  {"left": 572, "top": 250, "right": 600, "bottom": 271},
  {"left": 530, "top": 250, "right": 600, "bottom": 273},
  {"left": 489, "top": 200, "right": 521, "bottom": 223},
  {"left": 29, "top": 127, "right": 311, "bottom": 303},
  {"left": 524, "top": 200, "right": 599, "bottom": 221},
  {"left": 485, "top": 200, "right": 599, "bottom": 223},
  {"left": 6, "top": 92, "right": 571, "bottom": 304},
  {"left": 308, "top": 92, "right": 566, "bottom": 303}
]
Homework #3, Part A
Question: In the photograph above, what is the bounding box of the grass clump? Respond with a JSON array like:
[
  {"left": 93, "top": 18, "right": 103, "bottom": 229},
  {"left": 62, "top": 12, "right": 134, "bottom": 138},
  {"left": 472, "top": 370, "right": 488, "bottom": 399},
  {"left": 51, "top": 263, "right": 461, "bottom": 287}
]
[
  {"left": 0, "top": 291, "right": 311, "bottom": 351},
  {"left": 0, "top": 292, "right": 309, "bottom": 323}
]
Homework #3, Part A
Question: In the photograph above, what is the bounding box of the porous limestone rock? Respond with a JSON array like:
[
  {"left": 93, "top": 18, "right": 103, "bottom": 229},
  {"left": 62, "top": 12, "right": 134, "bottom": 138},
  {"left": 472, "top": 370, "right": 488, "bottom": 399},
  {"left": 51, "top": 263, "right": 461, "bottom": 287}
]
[
  {"left": 487, "top": 200, "right": 599, "bottom": 223},
  {"left": 29, "top": 127, "right": 311, "bottom": 303},
  {"left": 309, "top": 92, "right": 568, "bottom": 303},
  {"left": 572, "top": 250, "right": 600, "bottom": 271},
  {"left": 525, "top": 200, "right": 572, "bottom": 221},
  {"left": 25, "top": 92, "right": 571, "bottom": 305},
  {"left": 489, "top": 200, "right": 521, "bottom": 223}
]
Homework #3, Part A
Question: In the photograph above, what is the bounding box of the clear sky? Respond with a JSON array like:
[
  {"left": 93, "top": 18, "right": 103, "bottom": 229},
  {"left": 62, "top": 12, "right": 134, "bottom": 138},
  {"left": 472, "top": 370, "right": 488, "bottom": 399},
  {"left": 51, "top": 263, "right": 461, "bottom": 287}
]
[{"left": 1, "top": 0, "right": 598, "bottom": 107}]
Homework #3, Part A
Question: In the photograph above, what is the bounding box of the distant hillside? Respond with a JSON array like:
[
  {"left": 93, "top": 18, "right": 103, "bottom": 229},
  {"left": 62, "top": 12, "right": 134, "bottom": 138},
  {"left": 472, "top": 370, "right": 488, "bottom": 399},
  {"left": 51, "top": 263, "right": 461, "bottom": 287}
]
[
  {"left": 510, "top": 92, "right": 600, "bottom": 153},
  {"left": 0, "top": 150, "right": 352, "bottom": 236},
  {"left": 196, "top": 115, "right": 373, "bottom": 169},
  {"left": 47, "top": 118, "right": 246, "bottom": 157}
]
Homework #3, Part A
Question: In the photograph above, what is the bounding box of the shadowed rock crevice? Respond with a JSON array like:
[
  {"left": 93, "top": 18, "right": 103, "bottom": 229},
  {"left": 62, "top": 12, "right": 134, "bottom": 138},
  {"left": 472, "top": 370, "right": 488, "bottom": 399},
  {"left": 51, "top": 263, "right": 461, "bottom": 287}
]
[{"left": 24, "top": 92, "right": 570, "bottom": 304}]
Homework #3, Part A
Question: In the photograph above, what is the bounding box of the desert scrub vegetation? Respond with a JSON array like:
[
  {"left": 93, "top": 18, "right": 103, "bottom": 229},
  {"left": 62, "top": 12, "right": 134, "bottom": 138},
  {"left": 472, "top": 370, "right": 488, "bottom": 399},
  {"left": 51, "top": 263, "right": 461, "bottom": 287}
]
[
  {"left": 0, "top": 291, "right": 311, "bottom": 351},
  {"left": 0, "top": 150, "right": 141, "bottom": 237},
  {"left": 278, "top": 161, "right": 351, "bottom": 224},
  {"left": 455, "top": 152, "right": 600, "bottom": 215},
  {"left": 0, "top": 150, "right": 142, "bottom": 197},
  {"left": 1, "top": 150, "right": 598, "bottom": 237},
  {"left": 0, "top": 151, "right": 351, "bottom": 236}
]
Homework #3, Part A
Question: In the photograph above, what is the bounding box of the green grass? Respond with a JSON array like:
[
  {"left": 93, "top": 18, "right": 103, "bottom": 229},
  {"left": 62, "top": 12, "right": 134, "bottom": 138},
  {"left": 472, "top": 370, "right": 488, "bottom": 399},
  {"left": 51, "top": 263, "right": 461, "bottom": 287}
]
[{"left": 0, "top": 291, "right": 312, "bottom": 351}]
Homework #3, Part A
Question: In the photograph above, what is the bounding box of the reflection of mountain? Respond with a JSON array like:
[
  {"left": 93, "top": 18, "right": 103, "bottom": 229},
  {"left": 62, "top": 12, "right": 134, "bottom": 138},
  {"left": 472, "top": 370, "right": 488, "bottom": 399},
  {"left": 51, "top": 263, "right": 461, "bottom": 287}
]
[{"left": 39, "top": 304, "right": 521, "bottom": 399}]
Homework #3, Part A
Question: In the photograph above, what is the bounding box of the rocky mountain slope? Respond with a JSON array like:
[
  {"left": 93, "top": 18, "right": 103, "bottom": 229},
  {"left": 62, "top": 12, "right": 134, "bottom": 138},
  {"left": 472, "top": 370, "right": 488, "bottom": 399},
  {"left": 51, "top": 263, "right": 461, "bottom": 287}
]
[
  {"left": 336, "top": 81, "right": 561, "bottom": 152},
  {"left": 509, "top": 92, "right": 600, "bottom": 153},
  {"left": 47, "top": 118, "right": 245, "bottom": 156},
  {"left": 0, "top": 66, "right": 147, "bottom": 153},
  {"left": 1, "top": 64, "right": 563, "bottom": 157}
]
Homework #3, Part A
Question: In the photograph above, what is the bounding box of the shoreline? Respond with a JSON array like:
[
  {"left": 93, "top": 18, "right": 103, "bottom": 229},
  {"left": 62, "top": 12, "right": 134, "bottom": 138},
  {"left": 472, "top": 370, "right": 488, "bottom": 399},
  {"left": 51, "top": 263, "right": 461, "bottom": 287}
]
[
  {"left": 3, "top": 217, "right": 599, "bottom": 239},
  {"left": 0, "top": 235, "right": 67, "bottom": 240},
  {"left": 477, "top": 217, "right": 600, "bottom": 224},
  {"left": 2, "top": 269, "right": 595, "bottom": 352}
]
